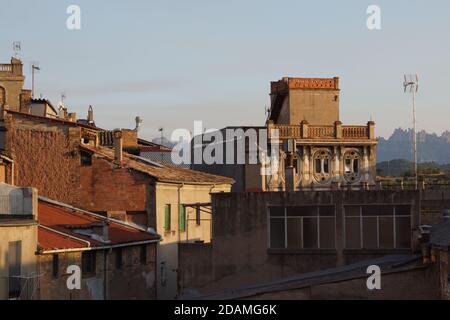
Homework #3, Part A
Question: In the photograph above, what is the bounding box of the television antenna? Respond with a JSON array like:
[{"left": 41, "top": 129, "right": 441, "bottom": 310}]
[
  {"left": 403, "top": 74, "right": 419, "bottom": 190},
  {"left": 12, "top": 41, "right": 21, "bottom": 58}
]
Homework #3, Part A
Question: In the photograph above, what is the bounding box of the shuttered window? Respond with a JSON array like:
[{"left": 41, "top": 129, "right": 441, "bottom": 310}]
[
  {"left": 179, "top": 205, "right": 186, "bottom": 232},
  {"left": 164, "top": 204, "right": 171, "bottom": 232}
]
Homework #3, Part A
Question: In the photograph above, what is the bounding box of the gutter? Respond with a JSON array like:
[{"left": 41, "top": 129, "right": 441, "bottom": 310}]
[
  {"left": 39, "top": 196, "right": 157, "bottom": 234},
  {"left": 39, "top": 238, "right": 161, "bottom": 255}
]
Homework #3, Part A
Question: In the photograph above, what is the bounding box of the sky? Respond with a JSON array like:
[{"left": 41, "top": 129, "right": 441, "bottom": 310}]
[{"left": 1, "top": 0, "right": 449, "bottom": 140}]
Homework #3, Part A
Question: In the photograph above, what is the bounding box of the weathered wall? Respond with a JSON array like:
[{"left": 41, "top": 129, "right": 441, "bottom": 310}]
[
  {"left": 38, "top": 244, "right": 157, "bottom": 300},
  {"left": 288, "top": 89, "right": 340, "bottom": 126},
  {"left": 79, "top": 156, "right": 151, "bottom": 223},
  {"left": 420, "top": 189, "right": 450, "bottom": 225},
  {"left": 0, "top": 223, "right": 37, "bottom": 300},
  {"left": 179, "top": 190, "right": 423, "bottom": 295},
  {"left": 3, "top": 113, "right": 81, "bottom": 204}
]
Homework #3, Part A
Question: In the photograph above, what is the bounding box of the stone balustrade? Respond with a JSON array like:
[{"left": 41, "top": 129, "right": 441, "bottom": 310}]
[{"left": 267, "top": 121, "right": 376, "bottom": 140}]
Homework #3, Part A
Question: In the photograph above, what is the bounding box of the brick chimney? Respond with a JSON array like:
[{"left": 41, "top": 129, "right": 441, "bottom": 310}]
[{"left": 113, "top": 129, "right": 123, "bottom": 166}]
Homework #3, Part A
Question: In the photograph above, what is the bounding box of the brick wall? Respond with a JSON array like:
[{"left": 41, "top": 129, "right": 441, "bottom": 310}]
[
  {"left": 79, "top": 156, "right": 150, "bottom": 214},
  {"left": 3, "top": 113, "right": 155, "bottom": 227},
  {"left": 4, "top": 113, "right": 81, "bottom": 204}
]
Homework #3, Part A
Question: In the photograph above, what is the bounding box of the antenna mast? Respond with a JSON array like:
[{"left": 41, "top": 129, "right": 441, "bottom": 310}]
[
  {"left": 403, "top": 74, "right": 419, "bottom": 190},
  {"left": 12, "top": 41, "right": 21, "bottom": 58}
]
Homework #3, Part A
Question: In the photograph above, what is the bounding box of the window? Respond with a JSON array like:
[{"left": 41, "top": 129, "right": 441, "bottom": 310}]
[
  {"left": 140, "top": 245, "right": 147, "bottom": 265},
  {"left": 8, "top": 241, "right": 22, "bottom": 299},
  {"left": 115, "top": 248, "right": 122, "bottom": 269},
  {"left": 80, "top": 150, "right": 92, "bottom": 166},
  {"left": 313, "top": 150, "right": 332, "bottom": 182},
  {"left": 179, "top": 205, "right": 186, "bottom": 232},
  {"left": 52, "top": 254, "right": 59, "bottom": 278},
  {"left": 82, "top": 251, "right": 96, "bottom": 275},
  {"left": 164, "top": 204, "right": 171, "bottom": 232},
  {"left": 343, "top": 150, "right": 361, "bottom": 182},
  {"left": 344, "top": 205, "right": 411, "bottom": 249},
  {"left": 269, "top": 206, "right": 336, "bottom": 249}
]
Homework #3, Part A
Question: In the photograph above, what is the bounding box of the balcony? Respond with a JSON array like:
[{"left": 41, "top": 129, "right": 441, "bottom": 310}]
[
  {"left": 267, "top": 121, "right": 375, "bottom": 141},
  {"left": 0, "top": 61, "right": 23, "bottom": 77}
]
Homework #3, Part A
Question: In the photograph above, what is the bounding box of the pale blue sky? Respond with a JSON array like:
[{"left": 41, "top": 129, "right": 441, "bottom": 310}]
[{"left": 1, "top": 0, "right": 449, "bottom": 139}]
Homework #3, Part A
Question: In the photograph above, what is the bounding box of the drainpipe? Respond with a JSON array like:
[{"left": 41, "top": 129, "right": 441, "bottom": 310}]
[
  {"left": 104, "top": 249, "right": 109, "bottom": 300},
  {"left": 177, "top": 183, "right": 184, "bottom": 243}
]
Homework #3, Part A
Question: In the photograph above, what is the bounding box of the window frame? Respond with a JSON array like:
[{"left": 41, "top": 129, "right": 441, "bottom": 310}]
[
  {"left": 268, "top": 205, "right": 336, "bottom": 250},
  {"left": 343, "top": 204, "right": 412, "bottom": 250}
]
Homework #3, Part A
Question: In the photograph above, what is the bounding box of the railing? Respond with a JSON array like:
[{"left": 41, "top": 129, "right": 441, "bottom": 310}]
[
  {"left": 308, "top": 125, "right": 334, "bottom": 138},
  {"left": 342, "top": 126, "right": 368, "bottom": 139},
  {"left": 269, "top": 124, "right": 301, "bottom": 139},
  {"left": 268, "top": 123, "right": 372, "bottom": 140},
  {"left": 0, "top": 63, "right": 22, "bottom": 76},
  {"left": 0, "top": 64, "right": 13, "bottom": 73},
  {"left": 376, "top": 181, "right": 450, "bottom": 191}
]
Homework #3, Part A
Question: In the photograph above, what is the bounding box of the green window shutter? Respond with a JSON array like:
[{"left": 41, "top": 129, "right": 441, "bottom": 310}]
[
  {"left": 164, "top": 205, "right": 171, "bottom": 232},
  {"left": 179, "top": 205, "right": 186, "bottom": 232}
]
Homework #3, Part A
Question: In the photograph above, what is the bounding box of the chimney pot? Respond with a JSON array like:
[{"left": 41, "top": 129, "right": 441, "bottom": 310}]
[{"left": 113, "top": 129, "right": 123, "bottom": 166}]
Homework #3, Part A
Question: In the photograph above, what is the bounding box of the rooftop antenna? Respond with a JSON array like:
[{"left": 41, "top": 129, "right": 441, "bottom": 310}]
[
  {"left": 60, "top": 92, "right": 66, "bottom": 106},
  {"left": 30, "top": 61, "right": 40, "bottom": 98},
  {"left": 403, "top": 74, "right": 419, "bottom": 190},
  {"left": 158, "top": 127, "right": 164, "bottom": 162},
  {"left": 12, "top": 41, "right": 21, "bottom": 58}
]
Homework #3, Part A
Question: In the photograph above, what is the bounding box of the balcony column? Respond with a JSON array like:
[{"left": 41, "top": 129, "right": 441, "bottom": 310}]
[
  {"left": 335, "top": 121, "right": 342, "bottom": 139},
  {"left": 300, "top": 120, "right": 309, "bottom": 139},
  {"left": 367, "top": 121, "right": 375, "bottom": 139}
]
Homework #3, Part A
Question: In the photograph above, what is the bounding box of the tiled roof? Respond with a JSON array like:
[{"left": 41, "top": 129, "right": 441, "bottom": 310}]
[
  {"left": 140, "top": 151, "right": 190, "bottom": 168},
  {"left": 6, "top": 110, "right": 99, "bottom": 130},
  {"left": 38, "top": 198, "right": 160, "bottom": 252},
  {"left": 81, "top": 144, "right": 234, "bottom": 185}
]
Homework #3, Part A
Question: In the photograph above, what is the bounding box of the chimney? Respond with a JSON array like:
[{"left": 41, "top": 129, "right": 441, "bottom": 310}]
[
  {"left": 113, "top": 129, "right": 123, "bottom": 166},
  {"left": 87, "top": 105, "right": 94, "bottom": 124}
]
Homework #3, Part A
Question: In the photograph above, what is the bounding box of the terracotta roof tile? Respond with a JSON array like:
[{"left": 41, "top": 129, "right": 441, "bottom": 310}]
[
  {"left": 38, "top": 200, "right": 160, "bottom": 252},
  {"left": 81, "top": 145, "right": 234, "bottom": 185}
]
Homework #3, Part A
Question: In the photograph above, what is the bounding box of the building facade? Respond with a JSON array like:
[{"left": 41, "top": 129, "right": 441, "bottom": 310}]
[
  {"left": 191, "top": 77, "right": 377, "bottom": 192},
  {"left": 0, "top": 183, "right": 38, "bottom": 300}
]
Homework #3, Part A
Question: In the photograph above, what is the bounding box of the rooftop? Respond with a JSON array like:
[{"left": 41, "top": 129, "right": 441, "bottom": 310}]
[
  {"left": 81, "top": 144, "right": 234, "bottom": 185},
  {"left": 38, "top": 197, "right": 160, "bottom": 253}
]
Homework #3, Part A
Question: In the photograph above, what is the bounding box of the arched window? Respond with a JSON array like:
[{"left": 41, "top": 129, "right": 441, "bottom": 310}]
[
  {"left": 344, "top": 150, "right": 361, "bottom": 182},
  {"left": 313, "top": 149, "right": 332, "bottom": 183}
]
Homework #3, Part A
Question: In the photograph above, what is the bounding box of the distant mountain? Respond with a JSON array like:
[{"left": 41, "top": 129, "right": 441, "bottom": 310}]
[{"left": 377, "top": 128, "right": 450, "bottom": 164}]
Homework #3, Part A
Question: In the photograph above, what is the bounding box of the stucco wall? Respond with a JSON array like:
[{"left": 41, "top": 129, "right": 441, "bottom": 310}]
[
  {"left": 0, "top": 223, "right": 37, "bottom": 300},
  {"left": 155, "top": 182, "right": 231, "bottom": 300}
]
